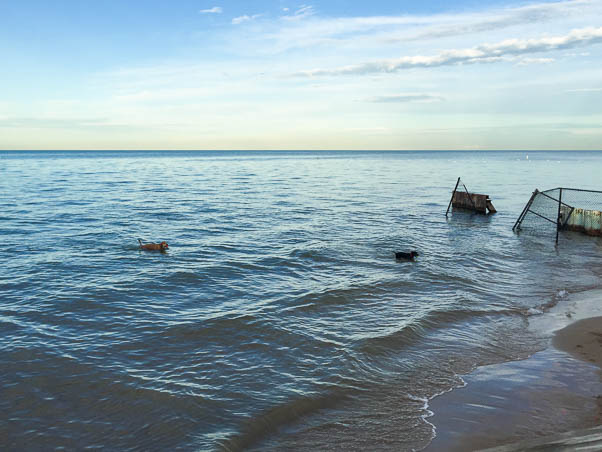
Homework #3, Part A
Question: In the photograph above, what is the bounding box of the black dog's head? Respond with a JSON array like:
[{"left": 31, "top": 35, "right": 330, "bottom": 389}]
[{"left": 410, "top": 251, "right": 419, "bottom": 258}]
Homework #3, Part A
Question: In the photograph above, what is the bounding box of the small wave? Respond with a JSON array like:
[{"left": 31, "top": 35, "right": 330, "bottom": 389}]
[
  {"left": 217, "top": 389, "right": 349, "bottom": 452},
  {"left": 526, "top": 308, "right": 544, "bottom": 316},
  {"left": 412, "top": 375, "right": 468, "bottom": 447},
  {"left": 207, "top": 244, "right": 260, "bottom": 255},
  {"left": 117, "top": 314, "right": 278, "bottom": 348},
  {"left": 360, "top": 308, "right": 522, "bottom": 356},
  {"left": 289, "top": 248, "right": 337, "bottom": 263},
  {"left": 256, "top": 256, "right": 308, "bottom": 272},
  {"left": 521, "top": 289, "right": 569, "bottom": 317},
  {"left": 166, "top": 271, "right": 204, "bottom": 284},
  {"left": 556, "top": 289, "right": 569, "bottom": 299},
  {"left": 222, "top": 260, "right": 271, "bottom": 273},
  {"left": 285, "top": 283, "right": 395, "bottom": 313}
]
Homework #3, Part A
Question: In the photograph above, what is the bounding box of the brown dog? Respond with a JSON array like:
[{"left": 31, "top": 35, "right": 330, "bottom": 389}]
[{"left": 138, "top": 239, "right": 169, "bottom": 251}]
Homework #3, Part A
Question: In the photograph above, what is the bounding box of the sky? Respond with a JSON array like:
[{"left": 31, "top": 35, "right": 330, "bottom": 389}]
[{"left": 1, "top": 0, "right": 601, "bottom": 150}]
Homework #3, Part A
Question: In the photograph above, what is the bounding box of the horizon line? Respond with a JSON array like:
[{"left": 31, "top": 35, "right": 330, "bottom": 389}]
[{"left": 2, "top": 149, "right": 602, "bottom": 153}]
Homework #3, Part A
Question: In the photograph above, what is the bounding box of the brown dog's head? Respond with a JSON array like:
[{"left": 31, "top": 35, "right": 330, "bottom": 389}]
[{"left": 160, "top": 241, "right": 169, "bottom": 250}]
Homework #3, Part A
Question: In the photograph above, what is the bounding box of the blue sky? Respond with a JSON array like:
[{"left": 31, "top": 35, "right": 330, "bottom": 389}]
[{"left": 1, "top": 0, "right": 601, "bottom": 150}]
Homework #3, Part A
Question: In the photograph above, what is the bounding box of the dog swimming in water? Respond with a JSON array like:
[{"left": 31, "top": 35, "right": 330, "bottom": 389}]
[
  {"left": 395, "top": 251, "right": 419, "bottom": 260},
  {"left": 138, "top": 239, "right": 169, "bottom": 251}
]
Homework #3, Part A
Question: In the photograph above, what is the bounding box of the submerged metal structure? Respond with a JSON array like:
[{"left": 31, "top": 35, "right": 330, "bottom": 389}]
[
  {"left": 513, "top": 187, "right": 602, "bottom": 243},
  {"left": 446, "top": 177, "right": 497, "bottom": 216}
]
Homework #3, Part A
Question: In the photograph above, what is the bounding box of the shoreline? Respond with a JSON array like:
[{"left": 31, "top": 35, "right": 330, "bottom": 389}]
[
  {"left": 423, "top": 288, "right": 602, "bottom": 451},
  {"left": 553, "top": 317, "right": 602, "bottom": 373}
]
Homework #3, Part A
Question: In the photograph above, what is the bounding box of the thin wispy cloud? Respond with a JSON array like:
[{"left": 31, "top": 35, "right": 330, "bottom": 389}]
[
  {"left": 0, "top": 117, "right": 111, "bottom": 129},
  {"left": 282, "top": 5, "right": 315, "bottom": 22},
  {"left": 393, "top": 0, "right": 593, "bottom": 42},
  {"left": 200, "top": 6, "right": 222, "bottom": 14},
  {"left": 345, "top": 127, "right": 390, "bottom": 132},
  {"left": 8, "top": 0, "right": 602, "bottom": 150},
  {"left": 367, "top": 94, "right": 444, "bottom": 103},
  {"left": 565, "top": 87, "right": 602, "bottom": 92},
  {"left": 296, "top": 27, "right": 602, "bottom": 76},
  {"left": 232, "top": 14, "right": 262, "bottom": 25},
  {"left": 244, "top": 0, "right": 597, "bottom": 55},
  {"left": 516, "top": 57, "right": 555, "bottom": 65}
]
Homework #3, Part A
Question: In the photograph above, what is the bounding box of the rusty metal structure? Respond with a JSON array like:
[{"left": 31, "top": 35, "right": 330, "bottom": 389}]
[
  {"left": 446, "top": 177, "right": 497, "bottom": 216},
  {"left": 513, "top": 187, "right": 602, "bottom": 244}
]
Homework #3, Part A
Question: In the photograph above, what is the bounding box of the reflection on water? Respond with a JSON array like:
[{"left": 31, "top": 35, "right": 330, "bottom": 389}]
[{"left": 1, "top": 151, "right": 601, "bottom": 450}]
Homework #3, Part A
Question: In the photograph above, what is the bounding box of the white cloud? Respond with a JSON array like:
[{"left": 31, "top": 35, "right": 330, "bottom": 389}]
[
  {"left": 296, "top": 27, "right": 602, "bottom": 76},
  {"left": 232, "top": 14, "right": 262, "bottom": 25},
  {"left": 392, "top": 0, "right": 594, "bottom": 43},
  {"left": 282, "top": 5, "right": 315, "bottom": 22},
  {"left": 516, "top": 57, "right": 555, "bottom": 65},
  {"left": 240, "top": 0, "right": 598, "bottom": 55},
  {"left": 20, "top": 0, "right": 601, "bottom": 150},
  {"left": 199, "top": 6, "right": 222, "bottom": 14}
]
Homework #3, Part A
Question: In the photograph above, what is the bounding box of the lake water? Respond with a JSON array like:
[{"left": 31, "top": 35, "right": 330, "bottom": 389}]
[{"left": 1, "top": 150, "right": 601, "bottom": 451}]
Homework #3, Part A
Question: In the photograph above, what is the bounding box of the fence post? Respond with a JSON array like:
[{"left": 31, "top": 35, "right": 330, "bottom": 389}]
[
  {"left": 446, "top": 177, "right": 461, "bottom": 217},
  {"left": 462, "top": 182, "right": 478, "bottom": 212},
  {"left": 513, "top": 189, "right": 538, "bottom": 232},
  {"left": 556, "top": 188, "right": 563, "bottom": 245}
]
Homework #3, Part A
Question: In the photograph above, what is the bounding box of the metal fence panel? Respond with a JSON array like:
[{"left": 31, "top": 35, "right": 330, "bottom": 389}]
[{"left": 514, "top": 187, "right": 602, "bottom": 242}]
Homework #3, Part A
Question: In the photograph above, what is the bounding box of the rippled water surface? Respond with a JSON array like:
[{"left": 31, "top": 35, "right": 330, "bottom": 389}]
[{"left": 1, "top": 151, "right": 601, "bottom": 451}]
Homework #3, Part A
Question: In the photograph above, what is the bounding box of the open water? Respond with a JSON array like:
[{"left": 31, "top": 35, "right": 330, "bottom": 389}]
[{"left": 1, "top": 150, "right": 601, "bottom": 451}]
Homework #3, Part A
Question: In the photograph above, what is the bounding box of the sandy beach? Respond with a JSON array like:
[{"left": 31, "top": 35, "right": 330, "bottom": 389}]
[
  {"left": 553, "top": 316, "right": 602, "bottom": 426},
  {"left": 553, "top": 317, "right": 602, "bottom": 373},
  {"left": 425, "top": 293, "right": 602, "bottom": 451}
]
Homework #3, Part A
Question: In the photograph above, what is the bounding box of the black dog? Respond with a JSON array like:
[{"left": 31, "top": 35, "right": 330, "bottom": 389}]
[{"left": 395, "top": 251, "right": 419, "bottom": 260}]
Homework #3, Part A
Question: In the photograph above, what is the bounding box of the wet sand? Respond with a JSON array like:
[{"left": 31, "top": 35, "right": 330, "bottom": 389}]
[
  {"left": 425, "top": 314, "right": 602, "bottom": 451},
  {"left": 553, "top": 317, "right": 602, "bottom": 372},
  {"left": 553, "top": 316, "right": 602, "bottom": 429}
]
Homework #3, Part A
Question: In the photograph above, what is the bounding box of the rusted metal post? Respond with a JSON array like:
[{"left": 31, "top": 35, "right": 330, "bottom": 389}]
[
  {"left": 446, "top": 177, "right": 461, "bottom": 217},
  {"left": 462, "top": 181, "right": 478, "bottom": 212},
  {"left": 556, "top": 188, "right": 563, "bottom": 245},
  {"left": 513, "top": 189, "right": 538, "bottom": 232}
]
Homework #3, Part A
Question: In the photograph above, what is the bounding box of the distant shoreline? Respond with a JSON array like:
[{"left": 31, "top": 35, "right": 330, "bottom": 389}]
[{"left": 2, "top": 149, "right": 602, "bottom": 153}]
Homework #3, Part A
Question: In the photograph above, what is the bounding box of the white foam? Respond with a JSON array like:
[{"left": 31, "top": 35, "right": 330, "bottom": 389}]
[
  {"left": 529, "top": 287, "right": 602, "bottom": 336},
  {"left": 420, "top": 287, "right": 602, "bottom": 450},
  {"left": 522, "top": 289, "right": 569, "bottom": 317},
  {"left": 411, "top": 374, "right": 468, "bottom": 449},
  {"left": 526, "top": 307, "right": 544, "bottom": 316}
]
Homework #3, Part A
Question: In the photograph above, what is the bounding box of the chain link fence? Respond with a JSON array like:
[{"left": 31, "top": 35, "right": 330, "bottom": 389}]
[{"left": 513, "top": 188, "right": 602, "bottom": 242}]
